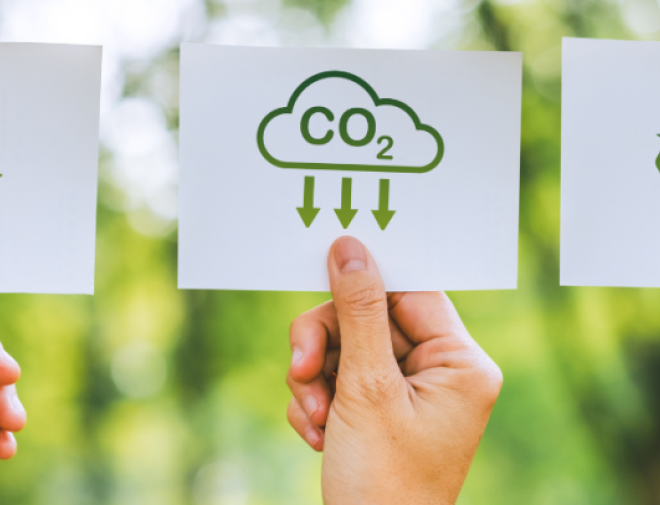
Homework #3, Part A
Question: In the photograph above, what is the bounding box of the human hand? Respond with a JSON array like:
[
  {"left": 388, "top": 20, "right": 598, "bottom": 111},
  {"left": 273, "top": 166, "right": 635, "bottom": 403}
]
[
  {"left": 0, "top": 342, "right": 26, "bottom": 460},
  {"left": 286, "top": 236, "right": 502, "bottom": 505}
]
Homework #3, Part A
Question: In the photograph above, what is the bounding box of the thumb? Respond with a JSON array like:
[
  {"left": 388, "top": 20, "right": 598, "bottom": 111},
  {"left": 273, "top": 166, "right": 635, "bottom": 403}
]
[{"left": 328, "top": 236, "right": 399, "bottom": 386}]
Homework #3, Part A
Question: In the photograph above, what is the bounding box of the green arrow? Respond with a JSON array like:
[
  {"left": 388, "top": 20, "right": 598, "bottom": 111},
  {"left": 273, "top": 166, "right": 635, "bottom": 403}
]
[
  {"left": 334, "top": 178, "right": 358, "bottom": 229},
  {"left": 297, "top": 176, "right": 320, "bottom": 228},
  {"left": 372, "top": 179, "right": 396, "bottom": 230}
]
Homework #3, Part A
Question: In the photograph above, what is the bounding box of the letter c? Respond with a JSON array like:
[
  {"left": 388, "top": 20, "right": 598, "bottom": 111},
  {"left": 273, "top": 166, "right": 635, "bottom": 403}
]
[{"left": 301, "top": 107, "right": 335, "bottom": 145}]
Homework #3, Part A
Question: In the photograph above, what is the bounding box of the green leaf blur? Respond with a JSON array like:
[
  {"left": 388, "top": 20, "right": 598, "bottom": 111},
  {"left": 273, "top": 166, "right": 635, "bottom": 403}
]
[{"left": 2, "top": 1, "right": 660, "bottom": 504}]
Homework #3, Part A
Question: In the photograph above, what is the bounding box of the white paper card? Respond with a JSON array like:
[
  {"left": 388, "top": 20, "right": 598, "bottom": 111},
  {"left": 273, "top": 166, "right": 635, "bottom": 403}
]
[
  {"left": 0, "top": 43, "right": 101, "bottom": 294},
  {"left": 561, "top": 38, "right": 660, "bottom": 287},
  {"left": 179, "top": 45, "right": 522, "bottom": 291}
]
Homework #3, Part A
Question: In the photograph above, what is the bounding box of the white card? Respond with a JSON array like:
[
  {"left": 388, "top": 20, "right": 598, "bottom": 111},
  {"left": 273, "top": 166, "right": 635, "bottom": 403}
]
[
  {"left": 179, "top": 45, "right": 522, "bottom": 292},
  {"left": 561, "top": 38, "right": 660, "bottom": 287},
  {"left": 0, "top": 43, "right": 101, "bottom": 294}
]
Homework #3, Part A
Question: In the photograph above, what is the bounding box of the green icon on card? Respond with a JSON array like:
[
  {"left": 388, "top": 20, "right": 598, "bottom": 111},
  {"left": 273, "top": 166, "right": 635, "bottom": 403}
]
[
  {"left": 257, "top": 71, "right": 443, "bottom": 230},
  {"left": 656, "top": 134, "right": 660, "bottom": 173}
]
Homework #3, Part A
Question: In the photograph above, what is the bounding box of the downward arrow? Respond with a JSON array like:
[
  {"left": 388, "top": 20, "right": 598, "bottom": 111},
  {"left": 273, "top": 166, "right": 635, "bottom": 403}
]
[
  {"left": 334, "top": 178, "right": 358, "bottom": 229},
  {"left": 297, "top": 176, "right": 320, "bottom": 228},
  {"left": 372, "top": 179, "right": 396, "bottom": 230}
]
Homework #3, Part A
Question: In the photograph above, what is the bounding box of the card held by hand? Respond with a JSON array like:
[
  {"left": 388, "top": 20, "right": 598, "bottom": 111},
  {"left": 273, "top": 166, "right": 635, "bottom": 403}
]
[
  {"left": 0, "top": 43, "right": 102, "bottom": 294},
  {"left": 179, "top": 45, "right": 522, "bottom": 292}
]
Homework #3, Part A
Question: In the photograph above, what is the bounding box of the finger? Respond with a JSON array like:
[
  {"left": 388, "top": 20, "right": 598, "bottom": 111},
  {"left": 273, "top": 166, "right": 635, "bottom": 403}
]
[
  {"left": 389, "top": 315, "right": 414, "bottom": 362},
  {"left": 287, "top": 397, "right": 324, "bottom": 452},
  {"left": 327, "top": 236, "right": 400, "bottom": 384},
  {"left": 405, "top": 344, "right": 503, "bottom": 410},
  {"left": 0, "top": 430, "right": 16, "bottom": 460},
  {"left": 388, "top": 292, "right": 472, "bottom": 347},
  {"left": 318, "top": 339, "right": 407, "bottom": 386},
  {"left": 0, "top": 385, "right": 27, "bottom": 433},
  {"left": 286, "top": 371, "right": 331, "bottom": 428},
  {"left": 0, "top": 343, "right": 20, "bottom": 386},
  {"left": 402, "top": 341, "right": 481, "bottom": 377},
  {"left": 289, "top": 301, "right": 340, "bottom": 384},
  {"left": 290, "top": 303, "right": 411, "bottom": 385}
]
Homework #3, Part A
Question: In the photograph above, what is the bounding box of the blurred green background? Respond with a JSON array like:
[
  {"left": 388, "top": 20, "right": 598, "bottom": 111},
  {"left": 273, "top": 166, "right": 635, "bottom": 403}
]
[{"left": 2, "top": 0, "right": 660, "bottom": 503}]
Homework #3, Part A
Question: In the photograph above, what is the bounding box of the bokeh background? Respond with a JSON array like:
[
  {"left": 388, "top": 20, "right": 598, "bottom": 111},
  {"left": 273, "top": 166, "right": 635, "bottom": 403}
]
[{"left": 1, "top": 0, "right": 660, "bottom": 503}]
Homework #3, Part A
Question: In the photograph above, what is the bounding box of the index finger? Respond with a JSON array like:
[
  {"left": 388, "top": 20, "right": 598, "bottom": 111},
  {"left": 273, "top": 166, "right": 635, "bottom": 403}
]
[
  {"left": 387, "top": 292, "right": 473, "bottom": 347},
  {"left": 0, "top": 344, "right": 20, "bottom": 386},
  {"left": 289, "top": 301, "right": 341, "bottom": 384}
]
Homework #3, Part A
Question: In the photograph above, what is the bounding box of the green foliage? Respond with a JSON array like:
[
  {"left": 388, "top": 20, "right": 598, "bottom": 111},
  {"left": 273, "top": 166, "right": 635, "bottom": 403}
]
[
  {"left": 281, "top": 0, "right": 350, "bottom": 27},
  {"left": 2, "top": 1, "right": 660, "bottom": 504}
]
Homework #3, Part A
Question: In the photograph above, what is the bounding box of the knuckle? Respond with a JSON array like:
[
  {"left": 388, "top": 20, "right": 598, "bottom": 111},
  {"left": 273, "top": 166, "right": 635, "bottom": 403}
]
[
  {"left": 485, "top": 362, "right": 504, "bottom": 399},
  {"left": 285, "top": 372, "right": 295, "bottom": 391},
  {"left": 289, "top": 314, "right": 306, "bottom": 340},
  {"left": 470, "top": 355, "right": 503, "bottom": 407},
  {"left": 356, "top": 370, "right": 399, "bottom": 405},
  {"left": 447, "top": 345, "right": 503, "bottom": 409},
  {"left": 342, "top": 285, "right": 386, "bottom": 317},
  {"left": 286, "top": 398, "right": 297, "bottom": 425}
]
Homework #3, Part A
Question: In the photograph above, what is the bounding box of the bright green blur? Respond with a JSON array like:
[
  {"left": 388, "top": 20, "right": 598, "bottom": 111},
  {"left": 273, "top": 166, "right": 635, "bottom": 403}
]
[{"left": 2, "top": 1, "right": 660, "bottom": 504}]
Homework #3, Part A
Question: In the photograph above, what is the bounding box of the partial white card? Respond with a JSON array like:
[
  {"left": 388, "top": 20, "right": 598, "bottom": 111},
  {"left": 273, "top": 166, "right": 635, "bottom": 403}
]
[
  {"left": 179, "top": 45, "right": 522, "bottom": 292},
  {"left": 561, "top": 38, "right": 660, "bottom": 287},
  {"left": 0, "top": 43, "right": 101, "bottom": 294}
]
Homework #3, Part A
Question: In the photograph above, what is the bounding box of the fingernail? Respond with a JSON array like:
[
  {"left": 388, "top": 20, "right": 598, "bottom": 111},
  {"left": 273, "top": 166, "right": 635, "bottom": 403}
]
[
  {"left": 305, "top": 426, "right": 320, "bottom": 447},
  {"left": 303, "top": 395, "right": 318, "bottom": 418},
  {"left": 291, "top": 347, "right": 303, "bottom": 367},
  {"left": 10, "top": 393, "right": 24, "bottom": 416},
  {"left": 334, "top": 236, "right": 367, "bottom": 273}
]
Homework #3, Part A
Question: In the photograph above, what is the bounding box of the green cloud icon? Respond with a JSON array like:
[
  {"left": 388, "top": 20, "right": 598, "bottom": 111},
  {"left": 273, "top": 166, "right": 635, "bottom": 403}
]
[{"left": 257, "top": 71, "right": 444, "bottom": 174}]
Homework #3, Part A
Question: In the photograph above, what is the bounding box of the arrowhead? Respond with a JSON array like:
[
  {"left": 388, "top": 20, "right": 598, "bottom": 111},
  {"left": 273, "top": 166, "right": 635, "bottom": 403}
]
[
  {"left": 297, "top": 207, "right": 320, "bottom": 228},
  {"left": 334, "top": 208, "right": 358, "bottom": 229},
  {"left": 372, "top": 210, "right": 396, "bottom": 230}
]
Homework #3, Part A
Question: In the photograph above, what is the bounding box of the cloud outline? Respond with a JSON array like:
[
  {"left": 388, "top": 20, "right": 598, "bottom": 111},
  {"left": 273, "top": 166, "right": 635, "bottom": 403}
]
[{"left": 257, "top": 71, "right": 444, "bottom": 173}]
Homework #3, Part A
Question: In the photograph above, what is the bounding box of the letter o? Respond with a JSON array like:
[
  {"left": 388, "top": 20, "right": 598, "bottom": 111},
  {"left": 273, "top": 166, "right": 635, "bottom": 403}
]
[
  {"left": 301, "top": 107, "right": 335, "bottom": 145},
  {"left": 339, "top": 108, "right": 376, "bottom": 147}
]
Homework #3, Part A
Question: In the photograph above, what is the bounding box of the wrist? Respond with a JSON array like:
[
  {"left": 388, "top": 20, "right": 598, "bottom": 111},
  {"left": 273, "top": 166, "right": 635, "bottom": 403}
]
[{"left": 323, "top": 473, "right": 459, "bottom": 505}]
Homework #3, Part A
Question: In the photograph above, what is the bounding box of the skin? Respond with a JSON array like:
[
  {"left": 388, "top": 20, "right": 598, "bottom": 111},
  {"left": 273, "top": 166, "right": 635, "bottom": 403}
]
[
  {"left": 286, "top": 236, "right": 503, "bottom": 504},
  {"left": 0, "top": 341, "right": 26, "bottom": 460}
]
